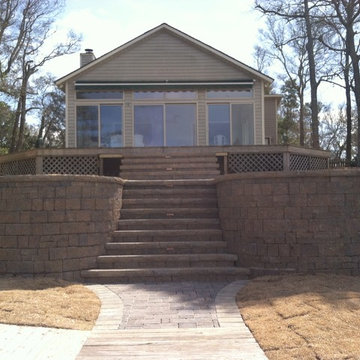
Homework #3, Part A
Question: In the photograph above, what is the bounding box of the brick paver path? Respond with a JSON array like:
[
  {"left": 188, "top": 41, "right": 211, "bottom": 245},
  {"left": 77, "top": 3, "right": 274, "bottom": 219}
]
[{"left": 106, "top": 281, "right": 228, "bottom": 329}]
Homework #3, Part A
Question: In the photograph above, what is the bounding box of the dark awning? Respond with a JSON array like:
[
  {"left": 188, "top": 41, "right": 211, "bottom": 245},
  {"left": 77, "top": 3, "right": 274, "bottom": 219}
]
[{"left": 75, "top": 80, "right": 254, "bottom": 91}]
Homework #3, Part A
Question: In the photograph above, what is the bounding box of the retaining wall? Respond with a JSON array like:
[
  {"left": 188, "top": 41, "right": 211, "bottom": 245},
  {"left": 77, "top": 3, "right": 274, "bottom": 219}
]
[
  {"left": 216, "top": 169, "right": 360, "bottom": 275},
  {"left": 0, "top": 175, "right": 123, "bottom": 280}
]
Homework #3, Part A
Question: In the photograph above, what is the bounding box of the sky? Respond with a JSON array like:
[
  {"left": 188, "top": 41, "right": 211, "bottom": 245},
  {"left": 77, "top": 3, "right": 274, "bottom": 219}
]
[
  {"left": 45, "top": 0, "right": 265, "bottom": 78},
  {"left": 44, "top": 0, "right": 344, "bottom": 106}
]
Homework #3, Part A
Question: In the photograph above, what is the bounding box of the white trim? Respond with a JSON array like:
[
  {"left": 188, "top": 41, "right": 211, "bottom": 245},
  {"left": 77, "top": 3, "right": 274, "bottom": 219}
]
[{"left": 56, "top": 23, "right": 273, "bottom": 86}]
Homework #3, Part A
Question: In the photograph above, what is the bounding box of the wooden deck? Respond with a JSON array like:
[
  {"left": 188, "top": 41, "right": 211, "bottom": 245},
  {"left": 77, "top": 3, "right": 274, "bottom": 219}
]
[{"left": 77, "top": 327, "right": 266, "bottom": 360}]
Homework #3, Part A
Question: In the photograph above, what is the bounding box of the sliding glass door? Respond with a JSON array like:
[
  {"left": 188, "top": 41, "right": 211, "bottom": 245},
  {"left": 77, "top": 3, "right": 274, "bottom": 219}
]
[
  {"left": 208, "top": 103, "right": 254, "bottom": 145},
  {"left": 134, "top": 105, "right": 164, "bottom": 146},
  {"left": 134, "top": 104, "right": 196, "bottom": 146}
]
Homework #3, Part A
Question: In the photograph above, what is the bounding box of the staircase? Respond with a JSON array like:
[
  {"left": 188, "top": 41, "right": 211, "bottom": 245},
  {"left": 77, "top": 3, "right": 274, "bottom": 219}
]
[{"left": 81, "top": 154, "right": 249, "bottom": 283}]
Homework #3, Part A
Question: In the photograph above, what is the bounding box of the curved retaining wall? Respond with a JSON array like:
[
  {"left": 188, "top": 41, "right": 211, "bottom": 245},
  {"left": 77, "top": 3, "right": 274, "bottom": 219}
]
[
  {"left": 216, "top": 169, "right": 360, "bottom": 275},
  {"left": 0, "top": 175, "right": 123, "bottom": 280}
]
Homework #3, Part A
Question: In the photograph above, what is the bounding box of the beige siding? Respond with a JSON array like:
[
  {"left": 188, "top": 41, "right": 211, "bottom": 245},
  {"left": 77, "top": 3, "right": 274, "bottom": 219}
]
[
  {"left": 67, "top": 84, "right": 76, "bottom": 147},
  {"left": 253, "top": 81, "right": 264, "bottom": 144},
  {"left": 197, "top": 90, "right": 207, "bottom": 145},
  {"left": 76, "top": 30, "right": 250, "bottom": 82},
  {"left": 264, "top": 97, "right": 278, "bottom": 144},
  {"left": 124, "top": 91, "right": 133, "bottom": 146}
]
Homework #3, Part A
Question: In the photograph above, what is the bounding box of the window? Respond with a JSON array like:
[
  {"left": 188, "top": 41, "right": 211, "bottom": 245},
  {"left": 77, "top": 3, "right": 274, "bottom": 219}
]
[
  {"left": 208, "top": 104, "right": 230, "bottom": 145},
  {"left": 76, "top": 105, "right": 123, "bottom": 148},
  {"left": 208, "top": 104, "right": 254, "bottom": 145},
  {"left": 77, "top": 106, "right": 98, "bottom": 148},
  {"left": 166, "top": 104, "right": 196, "bottom": 146},
  {"left": 232, "top": 104, "right": 254, "bottom": 145},
  {"left": 100, "top": 105, "right": 123, "bottom": 147},
  {"left": 134, "top": 105, "right": 164, "bottom": 146},
  {"left": 206, "top": 89, "right": 252, "bottom": 99},
  {"left": 134, "top": 104, "right": 197, "bottom": 147},
  {"left": 134, "top": 91, "right": 196, "bottom": 100},
  {"left": 76, "top": 91, "right": 123, "bottom": 100}
]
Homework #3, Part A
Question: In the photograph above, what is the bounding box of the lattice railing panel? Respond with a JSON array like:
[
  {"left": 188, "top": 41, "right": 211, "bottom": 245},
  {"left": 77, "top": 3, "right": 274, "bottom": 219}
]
[
  {"left": 289, "top": 154, "right": 310, "bottom": 171},
  {"left": 290, "top": 154, "right": 328, "bottom": 171},
  {"left": 228, "top": 153, "right": 283, "bottom": 173},
  {"left": 0, "top": 158, "right": 36, "bottom": 175},
  {"left": 43, "top": 156, "right": 98, "bottom": 175},
  {"left": 310, "top": 156, "right": 328, "bottom": 170}
]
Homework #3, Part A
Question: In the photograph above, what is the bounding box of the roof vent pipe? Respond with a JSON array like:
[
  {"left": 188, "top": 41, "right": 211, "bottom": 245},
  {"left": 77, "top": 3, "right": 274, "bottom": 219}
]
[{"left": 80, "top": 49, "right": 96, "bottom": 67}]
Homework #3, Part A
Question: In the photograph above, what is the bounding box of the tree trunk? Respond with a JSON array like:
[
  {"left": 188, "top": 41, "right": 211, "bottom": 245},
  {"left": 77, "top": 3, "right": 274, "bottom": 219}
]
[
  {"left": 304, "top": 0, "right": 319, "bottom": 148},
  {"left": 344, "top": 50, "right": 352, "bottom": 164},
  {"left": 346, "top": 25, "right": 360, "bottom": 166}
]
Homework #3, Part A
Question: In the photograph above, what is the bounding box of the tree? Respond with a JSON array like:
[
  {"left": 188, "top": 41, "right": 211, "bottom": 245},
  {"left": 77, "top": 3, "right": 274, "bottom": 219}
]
[
  {"left": 317, "top": 0, "right": 360, "bottom": 165},
  {"left": 255, "top": 0, "right": 328, "bottom": 148},
  {"left": 278, "top": 80, "right": 301, "bottom": 144},
  {"left": 33, "top": 75, "right": 65, "bottom": 148},
  {"left": 0, "top": 0, "right": 80, "bottom": 153},
  {"left": 256, "top": 17, "right": 310, "bottom": 145}
]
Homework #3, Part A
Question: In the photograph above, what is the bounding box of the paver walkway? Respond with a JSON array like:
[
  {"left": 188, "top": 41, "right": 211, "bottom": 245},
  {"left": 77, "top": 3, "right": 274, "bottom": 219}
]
[
  {"left": 108, "top": 281, "right": 227, "bottom": 329},
  {"left": 77, "top": 281, "right": 268, "bottom": 359}
]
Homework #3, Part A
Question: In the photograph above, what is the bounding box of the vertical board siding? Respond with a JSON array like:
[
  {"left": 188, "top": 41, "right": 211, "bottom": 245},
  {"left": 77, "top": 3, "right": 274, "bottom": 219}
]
[
  {"left": 67, "top": 85, "right": 76, "bottom": 147},
  {"left": 197, "top": 90, "right": 207, "bottom": 145},
  {"left": 124, "top": 91, "right": 133, "bottom": 147},
  {"left": 253, "top": 81, "right": 263, "bottom": 144},
  {"left": 264, "top": 98, "right": 278, "bottom": 144}
]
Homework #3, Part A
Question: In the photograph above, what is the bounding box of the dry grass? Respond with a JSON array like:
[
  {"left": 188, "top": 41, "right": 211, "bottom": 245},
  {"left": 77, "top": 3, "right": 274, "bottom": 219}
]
[
  {"left": 0, "top": 276, "right": 101, "bottom": 330},
  {"left": 236, "top": 274, "right": 360, "bottom": 360}
]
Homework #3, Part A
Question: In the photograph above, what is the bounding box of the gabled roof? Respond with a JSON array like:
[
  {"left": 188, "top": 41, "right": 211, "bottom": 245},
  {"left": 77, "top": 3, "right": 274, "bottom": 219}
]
[{"left": 56, "top": 23, "right": 273, "bottom": 87}]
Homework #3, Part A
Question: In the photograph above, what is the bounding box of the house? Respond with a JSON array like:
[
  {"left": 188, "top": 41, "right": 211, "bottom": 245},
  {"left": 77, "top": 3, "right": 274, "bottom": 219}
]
[{"left": 56, "top": 23, "right": 281, "bottom": 149}]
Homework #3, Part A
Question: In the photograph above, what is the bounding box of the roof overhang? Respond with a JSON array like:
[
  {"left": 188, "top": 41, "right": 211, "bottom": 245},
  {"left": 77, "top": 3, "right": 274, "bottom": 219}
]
[{"left": 74, "top": 80, "right": 254, "bottom": 91}]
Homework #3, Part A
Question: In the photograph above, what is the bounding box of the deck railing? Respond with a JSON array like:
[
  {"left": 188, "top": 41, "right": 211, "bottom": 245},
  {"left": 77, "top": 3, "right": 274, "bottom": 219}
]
[{"left": 0, "top": 146, "right": 330, "bottom": 176}]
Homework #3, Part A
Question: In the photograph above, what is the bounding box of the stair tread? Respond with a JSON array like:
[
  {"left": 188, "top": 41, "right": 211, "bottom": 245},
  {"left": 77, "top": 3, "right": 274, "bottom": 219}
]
[
  {"left": 98, "top": 253, "right": 237, "bottom": 260},
  {"left": 113, "top": 229, "right": 222, "bottom": 235},
  {"left": 124, "top": 179, "right": 216, "bottom": 186},
  {"left": 82, "top": 267, "right": 250, "bottom": 276},
  {"left": 105, "top": 241, "right": 226, "bottom": 248}
]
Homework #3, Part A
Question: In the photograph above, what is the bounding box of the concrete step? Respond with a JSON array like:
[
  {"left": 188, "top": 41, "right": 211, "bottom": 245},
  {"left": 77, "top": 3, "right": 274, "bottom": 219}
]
[
  {"left": 123, "top": 187, "right": 216, "bottom": 199},
  {"left": 117, "top": 218, "right": 220, "bottom": 230},
  {"left": 120, "top": 170, "right": 220, "bottom": 180},
  {"left": 124, "top": 179, "right": 216, "bottom": 187},
  {"left": 97, "top": 253, "right": 237, "bottom": 269},
  {"left": 81, "top": 266, "right": 250, "bottom": 283},
  {"left": 123, "top": 187, "right": 217, "bottom": 199},
  {"left": 121, "top": 156, "right": 218, "bottom": 165},
  {"left": 111, "top": 229, "right": 223, "bottom": 242},
  {"left": 122, "top": 198, "right": 217, "bottom": 209},
  {"left": 121, "top": 207, "right": 218, "bottom": 219},
  {"left": 105, "top": 241, "right": 227, "bottom": 255},
  {"left": 120, "top": 163, "right": 219, "bottom": 171}
]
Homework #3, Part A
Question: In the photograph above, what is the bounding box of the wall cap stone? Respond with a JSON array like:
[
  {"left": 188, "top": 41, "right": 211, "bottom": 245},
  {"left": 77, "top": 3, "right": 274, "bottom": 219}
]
[
  {"left": 215, "top": 169, "right": 360, "bottom": 184},
  {"left": 0, "top": 175, "right": 125, "bottom": 185}
]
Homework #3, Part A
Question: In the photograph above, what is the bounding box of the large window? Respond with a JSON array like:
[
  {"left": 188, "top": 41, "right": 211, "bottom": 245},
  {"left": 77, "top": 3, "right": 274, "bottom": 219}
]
[
  {"left": 134, "top": 104, "right": 196, "bottom": 147},
  {"left": 76, "top": 105, "right": 123, "bottom": 148},
  {"left": 100, "top": 105, "right": 123, "bottom": 147},
  {"left": 134, "top": 105, "right": 164, "bottom": 146},
  {"left": 166, "top": 104, "right": 196, "bottom": 146},
  {"left": 77, "top": 106, "right": 98, "bottom": 147},
  {"left": 208, "top": 104, "right": 254, "bottom": 145}
]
